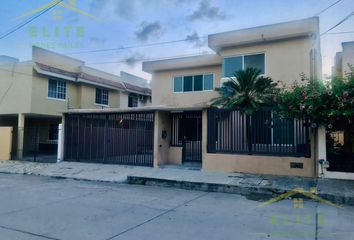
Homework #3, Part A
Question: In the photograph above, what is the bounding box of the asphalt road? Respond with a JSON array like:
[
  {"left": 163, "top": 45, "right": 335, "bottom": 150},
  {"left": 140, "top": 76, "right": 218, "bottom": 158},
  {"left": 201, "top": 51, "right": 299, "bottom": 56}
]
[{"left": 0, "top": 173, "right": 353, "bottom": 240}]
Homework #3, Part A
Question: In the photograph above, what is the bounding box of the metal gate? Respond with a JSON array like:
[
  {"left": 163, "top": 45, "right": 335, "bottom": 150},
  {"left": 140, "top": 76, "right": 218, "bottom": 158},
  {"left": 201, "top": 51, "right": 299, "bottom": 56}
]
[
  {"left": 171, "top": 111, "right": 202, "bottom": 163},
  {"left": 64, "top": 112, "right": 154, "bottom": 166},
  {"left": 327, "top": 119, "right": 354, "bottom": 172},
  {"left": 24, "top": 126, "right": 59, "bottom": 163}
]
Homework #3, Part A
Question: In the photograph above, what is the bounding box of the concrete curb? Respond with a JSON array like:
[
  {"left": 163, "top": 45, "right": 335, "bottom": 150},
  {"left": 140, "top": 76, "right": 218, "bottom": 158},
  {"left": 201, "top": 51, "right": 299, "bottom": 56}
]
[
  {"left": 127, "top": 176, "right": 354, "bottom": 206},
  {"left": 0, "top": 170, "right": 128, "bottom": 185},
  {"left": 128, "top": 176, "right": 291, "bottom": 201}
]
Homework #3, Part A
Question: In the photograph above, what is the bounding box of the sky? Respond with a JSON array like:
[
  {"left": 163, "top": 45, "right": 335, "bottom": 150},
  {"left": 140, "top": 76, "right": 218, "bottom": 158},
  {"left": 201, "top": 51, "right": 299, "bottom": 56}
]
[{"left": 0, "top": 0, "right": 353, "bottom": 81}]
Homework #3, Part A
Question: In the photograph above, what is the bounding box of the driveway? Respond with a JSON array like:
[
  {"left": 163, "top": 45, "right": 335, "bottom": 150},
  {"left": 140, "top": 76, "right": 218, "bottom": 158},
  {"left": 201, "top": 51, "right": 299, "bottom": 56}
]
[{"left": 0, "top": 173, "right": 353, "bottom": 240}]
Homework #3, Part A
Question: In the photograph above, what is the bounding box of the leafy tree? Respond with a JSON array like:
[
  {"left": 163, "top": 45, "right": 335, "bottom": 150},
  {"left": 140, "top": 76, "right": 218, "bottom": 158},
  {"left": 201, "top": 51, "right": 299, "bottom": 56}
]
[{"left": 211, "top": 67, "right": 278, "bottom": 153}]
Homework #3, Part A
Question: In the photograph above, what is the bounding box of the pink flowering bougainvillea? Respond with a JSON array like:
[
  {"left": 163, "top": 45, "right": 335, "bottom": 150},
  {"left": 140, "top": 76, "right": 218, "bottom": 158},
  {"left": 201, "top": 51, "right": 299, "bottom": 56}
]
[{"left": 275, "top": 65, "right": 354, "bottom": 127}]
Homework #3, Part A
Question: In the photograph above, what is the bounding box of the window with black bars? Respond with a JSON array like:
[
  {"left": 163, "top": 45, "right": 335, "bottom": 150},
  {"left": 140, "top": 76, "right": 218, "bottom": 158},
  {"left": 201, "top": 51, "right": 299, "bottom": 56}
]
[
  {"left": 95, "top": 88, "right": 109, "bottom": 105},
  {"left": 48, "top": 79, "right": 66, "bottom": 99},
  {"left": 128, "top": 93, "right": 138, "bottom": 107}
]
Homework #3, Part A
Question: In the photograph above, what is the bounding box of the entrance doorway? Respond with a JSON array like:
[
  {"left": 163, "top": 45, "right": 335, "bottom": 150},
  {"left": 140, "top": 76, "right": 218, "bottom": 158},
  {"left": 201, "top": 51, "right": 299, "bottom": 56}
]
[
  {"left": 326, "top": 120, "right": 354, "bottom": 172},
  {"left": 171, "top": 111, "right": 202, "bottom": 163}
]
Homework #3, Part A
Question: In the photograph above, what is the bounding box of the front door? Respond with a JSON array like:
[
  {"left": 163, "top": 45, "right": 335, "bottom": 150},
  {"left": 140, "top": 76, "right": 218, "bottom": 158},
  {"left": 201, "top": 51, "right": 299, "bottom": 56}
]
[{"left": 179, "top": 112, "right": 202, "bottom": 163}]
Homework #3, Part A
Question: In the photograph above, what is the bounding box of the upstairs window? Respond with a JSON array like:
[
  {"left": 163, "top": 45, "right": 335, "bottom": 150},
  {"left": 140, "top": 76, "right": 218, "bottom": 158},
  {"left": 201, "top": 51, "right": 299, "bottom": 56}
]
[
  {"left": 223, "top": 53, "right": 265, "bottom": 77},
  {"left": 48, "top": 79, "right": 66, "bottom": 100},
  {"left": 95, "top": 88, "right": 109, "bottom": 105},
  {"left": 128, "top": 93, "right": 138, "bottom": 107},
  {"left": 173, "top": 74, "right": 214, "bottom": 92}
]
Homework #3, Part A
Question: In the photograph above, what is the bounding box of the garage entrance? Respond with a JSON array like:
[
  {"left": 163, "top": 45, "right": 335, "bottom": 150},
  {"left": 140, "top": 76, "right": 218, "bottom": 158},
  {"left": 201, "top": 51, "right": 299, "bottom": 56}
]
[{"left": 64, "top": 112, "right": 154, "bottom": 166}]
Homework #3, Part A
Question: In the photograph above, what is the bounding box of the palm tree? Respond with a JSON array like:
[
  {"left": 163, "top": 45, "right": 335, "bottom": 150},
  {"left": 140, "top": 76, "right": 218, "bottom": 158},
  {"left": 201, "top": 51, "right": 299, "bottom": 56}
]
[{"left": 211, "top": 67, "right": 277, "bottom": 153}]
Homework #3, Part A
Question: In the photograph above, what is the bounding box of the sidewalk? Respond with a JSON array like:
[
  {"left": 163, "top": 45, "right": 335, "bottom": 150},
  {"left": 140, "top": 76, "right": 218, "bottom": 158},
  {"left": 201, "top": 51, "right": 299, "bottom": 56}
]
[{"left": 0, "top": 160, "right": 354, "bottom": 206}]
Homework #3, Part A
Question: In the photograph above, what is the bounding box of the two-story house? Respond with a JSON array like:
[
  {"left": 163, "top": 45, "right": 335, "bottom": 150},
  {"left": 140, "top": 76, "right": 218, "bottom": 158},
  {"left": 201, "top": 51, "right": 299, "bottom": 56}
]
[
  {"left": 332, "top": 41, "right": 354, "bottom": 78},
  {"left": 0, "top": 46, "right": 151, "bottom": 161},
  {"left": 62, "top": 17, "right": 323, "bottom": 177}
]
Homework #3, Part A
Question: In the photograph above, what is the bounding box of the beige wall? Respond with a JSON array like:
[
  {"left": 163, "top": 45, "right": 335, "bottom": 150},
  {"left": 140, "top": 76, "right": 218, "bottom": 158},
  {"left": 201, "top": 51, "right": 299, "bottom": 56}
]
[
  {"left": 77, "top": 84, "right": 120, "bottom": 109},
  {"left": 1, "top": 61, "right": 123, "bottom": 117},
  {"left": 152, "top": 37, "right": 319, "bottom": 107},
  {"left": 0, "top": 127, "right": 13, "bottom": 160},
  {"left": 152, "top": 65, "right": 221, "bottom": 107},
  {"left": 30, "top": 75, "right": 121, "bottom": 116},
  {"left": 153, "top": 111, "right": 183, "bottom": 166},
  {"left": 168, "top": 147, "right": 182, "bottom": 165},
  {"left": 203, "top": 154, "right": 315, "bottom": 177},
  {"left": 119, "top": 92, "right": 129, "bottom": 108},
  {"left": 342, "top": 42, "right": 354, "bottom": 75},
  {"left": 30, "top": 74, "right": 78, "bottom": 116},
  {"left": 153, "top": 111, "right": 171, "bottom": 166},
  {"left": 0, "top": 62, "right": 33, "bottom": 115},
  {"left": 33, "top": 46, "right": 83, "bottom": 73}
]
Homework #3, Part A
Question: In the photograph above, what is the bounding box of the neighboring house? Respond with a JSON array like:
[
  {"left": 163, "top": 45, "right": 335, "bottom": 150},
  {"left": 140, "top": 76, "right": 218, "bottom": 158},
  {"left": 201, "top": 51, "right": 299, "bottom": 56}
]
[
  {"left": 120, "top": 71, "right": 151, "bottom": 108},
  {"left": 0, "top": 46, "right": 151, "bottom": 160},
  {"left": 62, "top": 17, "right": 322, "bottom": 177},
  {"left": 332, "top": 41, "right": 354, "bottom": 78}
]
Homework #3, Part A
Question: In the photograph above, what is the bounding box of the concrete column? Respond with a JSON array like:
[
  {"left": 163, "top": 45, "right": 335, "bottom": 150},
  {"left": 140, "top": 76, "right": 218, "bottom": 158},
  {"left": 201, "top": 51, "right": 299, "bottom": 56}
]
[
  {"left": 317, "top": 126, "right": 327, "bottom": 177},
  {"left": 59, "top": 114, "right": 65, "bottom": 162},
  {"left": 17, "top": 113, "right": 25, "bottom": 160},
  {"left": 201, "top": 109, "right": 208, "bottom": 170},
  {"left": 153, "top": 111, "right": 159, "bottom": 168}
]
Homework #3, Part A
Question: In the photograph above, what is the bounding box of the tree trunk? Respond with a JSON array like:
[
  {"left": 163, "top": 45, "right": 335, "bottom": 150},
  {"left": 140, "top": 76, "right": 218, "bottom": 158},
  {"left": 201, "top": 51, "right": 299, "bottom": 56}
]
[{"left": 246, "top": 114, "right": 252, "bottom": 154}]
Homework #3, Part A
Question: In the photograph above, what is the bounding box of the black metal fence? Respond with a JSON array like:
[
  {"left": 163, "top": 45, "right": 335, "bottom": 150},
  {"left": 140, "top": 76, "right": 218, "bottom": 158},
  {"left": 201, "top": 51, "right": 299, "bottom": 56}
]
[
  {"left": 64, "top": 112, "right": 154, "bottom": 166},
  {"left": 207, "top": 108, "right": 311, "bottom": 157}
]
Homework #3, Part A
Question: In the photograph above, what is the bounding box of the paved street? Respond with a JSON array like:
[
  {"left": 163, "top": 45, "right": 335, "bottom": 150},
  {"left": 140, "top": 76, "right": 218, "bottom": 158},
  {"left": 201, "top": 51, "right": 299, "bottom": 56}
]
[{"left": 0, "top": 173, "right": 353, "bottom": 240}]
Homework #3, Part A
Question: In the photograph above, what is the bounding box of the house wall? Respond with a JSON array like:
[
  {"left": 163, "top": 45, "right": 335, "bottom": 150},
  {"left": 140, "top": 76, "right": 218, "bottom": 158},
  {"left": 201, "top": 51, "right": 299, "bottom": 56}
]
[
  {"left": 30, "top": 75, "right": 121, "bottom": 116},
  {"left": 152, "top": 65, "right": 221, "bottom": 107},
  {"left": 33, "top": 46, "right": 83, "bottom": 73},
  {"left": 168, "top": 147, "right": 182, "bottom": 165},
  {"left": 342, "top": 42, "right": 354, "bottom": 75},
  {"left": 0, "top": 62, "right": 33, "bottom": 115},
  {"left": 30, "top": 73, "right": 79, "bottom": 116},
  {"left": 153, "top": 111, "right": 171, "bottom": 166},
  {"left": 119, "top": 92, "right": 129, "bottom": 108},
  {"left": 77, "top": 84, "right": 120, "bottom": 109},
  {"left": 151, "top": 37, "right": 319, "bottom": 107},
  {"left": 332, "top": 52, "right": 343, "bottom": 78},
  {"left": 203, "top": 154, "right": 315, "bottom": 177},
  {"left": 220, "top": 37, "right": 318, "bottom": 84},
  {"left": 0, "top": 116, "right": 18, "bottom": 159},
  {"left": 0, "top": 127, "right": 13, "bottom": 160}
]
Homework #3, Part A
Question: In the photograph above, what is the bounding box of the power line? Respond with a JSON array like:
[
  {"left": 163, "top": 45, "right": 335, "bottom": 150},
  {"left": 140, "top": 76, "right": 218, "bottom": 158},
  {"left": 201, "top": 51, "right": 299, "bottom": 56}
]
[
  {"left": 0, "top": 0, "right": 62, "bottom": 40},
  {"left": 321, "top": 11, "right": 354, "bottom": 35},
  {"left": 66, "top": 36, "right": 208, "bottom": 55},
  {"left": 314, "top": 0, "right": 343, "bottom": 16},
  {"left": 325, "top": 31, "right": 354, "bottom": 35},
  {"left": 87, "top": 52, "right": 212, "bottom": 65}
]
